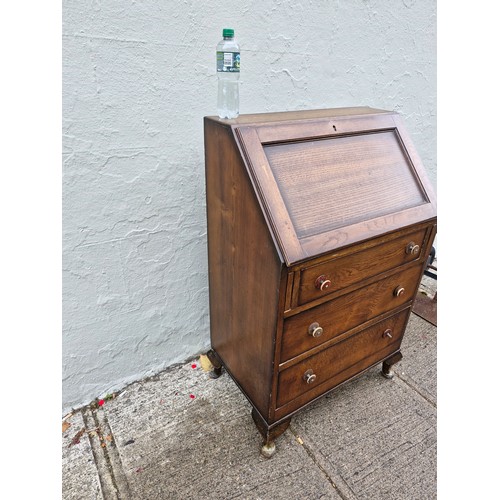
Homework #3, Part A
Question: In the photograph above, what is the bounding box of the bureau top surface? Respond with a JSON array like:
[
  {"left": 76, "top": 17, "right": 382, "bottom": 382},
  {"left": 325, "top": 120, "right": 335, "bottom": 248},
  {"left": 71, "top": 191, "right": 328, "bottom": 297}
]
[
  {"left": 205, "top": 108, "right": 436, "bottom": 266},
  {"left": 205, "top": 106, "right": 391, "bottom": 125}
]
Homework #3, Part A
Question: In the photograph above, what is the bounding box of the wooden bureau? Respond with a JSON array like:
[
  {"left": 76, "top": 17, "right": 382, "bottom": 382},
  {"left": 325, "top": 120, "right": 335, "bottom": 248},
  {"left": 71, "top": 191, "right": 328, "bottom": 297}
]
[{"left": 203, "top": 107, "right": 437, "bottom": 457}]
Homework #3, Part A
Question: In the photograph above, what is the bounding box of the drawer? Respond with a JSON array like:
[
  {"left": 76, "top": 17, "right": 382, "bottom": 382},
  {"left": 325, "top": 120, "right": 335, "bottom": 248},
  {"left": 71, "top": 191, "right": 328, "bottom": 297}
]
[
  {"left": 281, "top": 264, "right": 422, "bottom": 362},
  {"left": 297, "top": 227, "right": 428, "bottom": 305},
  {"left": 276, "top": 309, "right": 408, "bottom": 409}
]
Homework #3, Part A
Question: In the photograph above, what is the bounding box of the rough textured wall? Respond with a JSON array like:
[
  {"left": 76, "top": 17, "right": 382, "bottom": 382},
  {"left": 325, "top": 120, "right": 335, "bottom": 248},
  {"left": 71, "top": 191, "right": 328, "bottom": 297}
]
[{"left": 62, "top": 0, "right": 436, "bottom": 412}]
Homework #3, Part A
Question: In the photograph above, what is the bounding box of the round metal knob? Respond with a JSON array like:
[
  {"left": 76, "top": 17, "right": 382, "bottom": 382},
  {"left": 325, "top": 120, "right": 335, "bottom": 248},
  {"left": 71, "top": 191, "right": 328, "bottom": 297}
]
[
  {"left": 383, "top": 329, "right": 393, "bottom": 339},
  {"left": 315, "top": 275, "right": 332, "bottom": 291},
  {"left": 303, "top": 369, "right": 317, "bottom": 384},
  {"left": 308, "top": 322, "right": 323, "bottom": 338},
  {"left": 394, "top": 286, "right": 405, "bottom": 297},
  {"left": 406, "top": 242, "right": 420, "bottom": 255}
]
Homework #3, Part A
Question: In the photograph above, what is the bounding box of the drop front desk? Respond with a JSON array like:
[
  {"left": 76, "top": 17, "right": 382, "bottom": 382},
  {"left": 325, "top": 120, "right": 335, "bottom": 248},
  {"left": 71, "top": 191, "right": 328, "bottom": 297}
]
[{"left": 203, "top": 107, "right": 437, "bottom": 457}]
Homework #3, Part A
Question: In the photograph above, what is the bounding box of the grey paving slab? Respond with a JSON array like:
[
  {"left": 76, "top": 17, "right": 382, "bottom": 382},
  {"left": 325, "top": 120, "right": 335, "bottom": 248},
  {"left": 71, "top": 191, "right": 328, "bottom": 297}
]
[
  {"left": 102, "top": 362, "right": 343, "bottom": 499},
  {"left": 62, "top": 410, "right": 104, "bottom": 500},
  {"left": 291, "top": 352, "right": 436, "bottom": 499},
  {"left": 395, "top": 313, "right": 437, "bottom": 403}
]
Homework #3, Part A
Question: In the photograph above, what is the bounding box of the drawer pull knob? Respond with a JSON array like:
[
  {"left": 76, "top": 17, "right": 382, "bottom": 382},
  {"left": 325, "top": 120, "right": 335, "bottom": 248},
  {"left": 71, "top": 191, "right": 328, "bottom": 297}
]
[
  {"left": 303, "top": 369, "right": 317, "bottom": 385},
  {"left": 394, "top": 286, "right": 405, "bottom": 297},
  {"left": 406, "top": 242, "right": 420, "bottom": 255},
  {"left": 383, "top": 329, "right": 393, "bottom": 339},
  {"left": 315, "top": 275, "right": 332, "bottom": 291},
  {"left": 308, "top": 322, "right": 323, "bottom": 338}
]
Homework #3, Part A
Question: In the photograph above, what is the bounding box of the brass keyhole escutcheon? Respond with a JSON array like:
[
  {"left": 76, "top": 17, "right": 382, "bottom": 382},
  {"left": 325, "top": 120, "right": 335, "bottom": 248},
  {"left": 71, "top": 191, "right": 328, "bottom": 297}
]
[
  {"left": 315, "top": 275, "right": 332, "bottom": 291},
  {"left": 308, "top": 322, "right": 323, "bottom": 338}
]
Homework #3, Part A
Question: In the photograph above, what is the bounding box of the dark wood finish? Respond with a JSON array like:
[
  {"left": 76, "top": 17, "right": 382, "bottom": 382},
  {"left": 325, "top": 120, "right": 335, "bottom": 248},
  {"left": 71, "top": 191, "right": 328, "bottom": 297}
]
[
  {"left": 281, "top": 265, "right": 423, "bottom": 362},
  {"left": 204, "top": 118, "right": 285, "bottom": 419},
  {"left": 235, "top": 110, "right": 436, "bottom": 266},
  {"left": 217, "top": 106, "right": 390, "bottom": 127},
  {"left": 251, "top": 408, "right": 291, "bottom": 445},
  {"left": 236, "top": 126, "right": 304, "bottom": 265},
  {"left": 206, "top": 349, "right": 223, "bottom": 378},
  {"left": 297, "top": 226, "right": 428, "bottom": 305},
  {"left": 204, "top": 107, "right": 437, "bottom": 456},
  {"left": 382, "top": 351, "right": 404, "bottom": 379},
  {"left": 251, "top": 408, "right": 291, "bottom": 458},
  {"left": 264, "top": 131, "right": 426, "bottom": 239},
  {"left": 277, "top": 309, "right": 408, "bottom": 408}
]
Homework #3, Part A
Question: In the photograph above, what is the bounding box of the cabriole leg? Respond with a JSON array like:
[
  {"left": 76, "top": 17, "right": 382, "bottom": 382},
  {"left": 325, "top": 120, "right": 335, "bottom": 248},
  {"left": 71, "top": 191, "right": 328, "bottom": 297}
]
[
  {"left": 205, "top": 349, "right": 223, "bottom": 379},
  {"left": 381, "top": 351, "right": 403, "bottom": 379},
  {"left": 251, "top": 408, "right": 291, "bottom": 459}
]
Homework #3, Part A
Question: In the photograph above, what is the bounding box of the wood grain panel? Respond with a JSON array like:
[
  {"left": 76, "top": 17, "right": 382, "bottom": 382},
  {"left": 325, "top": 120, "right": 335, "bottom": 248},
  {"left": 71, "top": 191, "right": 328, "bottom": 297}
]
[
  {"left": 264, "top": 131, "right": 426, "bottom": 239},
  {"left": 298, "top": 226, "right": 428, "bottom": 305},
  {"left": 255, "top": 113, "right": 395, "bottom": 143},
  {"left": 281, "top": 265, "right": 422, "bottom": 362},
  {"left": 204, "top": 118, "right": 284, "bottom": 419},
  {"left": 276, "top": 309, "right": 409, "bottom": 408}
]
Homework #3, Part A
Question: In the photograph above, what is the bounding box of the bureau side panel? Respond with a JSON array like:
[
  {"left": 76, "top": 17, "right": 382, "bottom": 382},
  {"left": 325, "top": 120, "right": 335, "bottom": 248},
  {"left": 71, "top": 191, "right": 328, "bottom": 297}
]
[{"left": 204, "top": 119, "right": 283, "bottom": 419}]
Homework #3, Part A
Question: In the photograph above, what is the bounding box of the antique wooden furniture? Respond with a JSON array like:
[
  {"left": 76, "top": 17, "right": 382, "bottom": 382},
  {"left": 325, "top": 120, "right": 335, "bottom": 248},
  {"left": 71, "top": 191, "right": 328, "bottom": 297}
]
[{"left": 204, "top": 107, "right": 437, "bottom": 457}]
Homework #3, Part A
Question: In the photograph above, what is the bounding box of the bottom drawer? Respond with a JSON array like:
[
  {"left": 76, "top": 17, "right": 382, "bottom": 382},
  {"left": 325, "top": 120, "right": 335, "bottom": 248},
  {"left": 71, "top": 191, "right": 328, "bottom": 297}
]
[{"left": 276, "top": 308, "right": 409, "bottom": 411}]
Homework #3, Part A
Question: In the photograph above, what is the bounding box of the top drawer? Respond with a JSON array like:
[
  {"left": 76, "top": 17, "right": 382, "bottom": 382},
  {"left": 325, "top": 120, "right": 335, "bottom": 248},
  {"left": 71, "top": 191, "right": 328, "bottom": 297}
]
[{"left": 297, "top": 226, "right": 428, "bottom": 306}]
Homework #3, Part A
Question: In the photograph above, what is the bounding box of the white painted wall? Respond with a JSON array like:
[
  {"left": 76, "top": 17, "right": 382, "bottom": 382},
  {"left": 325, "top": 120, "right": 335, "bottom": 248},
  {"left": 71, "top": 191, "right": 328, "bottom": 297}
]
[{"left": 62, "top": 0, "right": 436, "bottom": 412}]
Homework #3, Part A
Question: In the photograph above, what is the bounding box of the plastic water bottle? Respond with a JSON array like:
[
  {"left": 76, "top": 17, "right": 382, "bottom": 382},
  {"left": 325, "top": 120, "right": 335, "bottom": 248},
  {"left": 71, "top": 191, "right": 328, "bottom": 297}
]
[{"left": 216, "top": 28, "right": 240, "bottom": 119}]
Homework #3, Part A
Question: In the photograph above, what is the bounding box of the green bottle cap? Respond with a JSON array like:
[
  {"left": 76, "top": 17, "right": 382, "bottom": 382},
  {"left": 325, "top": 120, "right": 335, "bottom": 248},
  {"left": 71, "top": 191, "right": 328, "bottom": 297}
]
[{"left": 223, "top": 28, "right": 234, "bottom": 37}]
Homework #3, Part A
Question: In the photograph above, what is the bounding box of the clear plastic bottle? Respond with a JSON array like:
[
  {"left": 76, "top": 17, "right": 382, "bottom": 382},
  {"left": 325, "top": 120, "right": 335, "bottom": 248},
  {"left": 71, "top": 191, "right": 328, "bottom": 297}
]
[{"left": 216, "top": 28, "right": 240, "bottom": 119}]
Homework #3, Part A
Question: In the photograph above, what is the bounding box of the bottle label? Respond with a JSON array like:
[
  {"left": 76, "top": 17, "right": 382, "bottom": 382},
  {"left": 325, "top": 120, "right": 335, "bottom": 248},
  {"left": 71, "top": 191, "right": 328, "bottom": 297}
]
[{"left": 217, "top": 51, "right": 240, "bottom": 72}]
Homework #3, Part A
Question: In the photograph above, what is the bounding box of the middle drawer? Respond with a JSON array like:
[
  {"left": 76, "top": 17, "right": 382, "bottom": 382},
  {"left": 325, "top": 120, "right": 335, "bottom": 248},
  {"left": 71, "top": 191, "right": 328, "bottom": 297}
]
[{"left": 280, "top": 264, "right": 423, "bottom": 362}]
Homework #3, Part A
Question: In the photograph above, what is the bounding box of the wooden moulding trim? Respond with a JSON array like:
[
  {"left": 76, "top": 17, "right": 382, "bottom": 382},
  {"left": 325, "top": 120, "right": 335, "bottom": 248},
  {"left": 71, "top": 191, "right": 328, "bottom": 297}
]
[
  {"left": 278, "top": 303, "right": 411, "bottom": 371},
  {"left": 204, "top": 107, "right": 391, "bottom": 128},
  {"left": 254, "top": 113, "right": 396, "bottom": 144},
  {"left": 235, "top": 126, "right": 303, "bottom": 265},
  {"left": 291, "top": 219, "right": 435, "bottom": 272},
  {"left": 284, "top": 271, "right": 295, "bottom": 312},
  {"left": 290, "top": 270, "right": 301, "bottom": 312},
  {"left": 391, "top": 114, "right": 437, "bottom": 209},
  {"left": 268, "top": 265, "right": 290, "bottom": 422},
  {"left": 229, "top": 124, "right": 286, "bottom": 266},
  {"left": 298, "top": 205, "right": 437, "bottom": 264}
]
